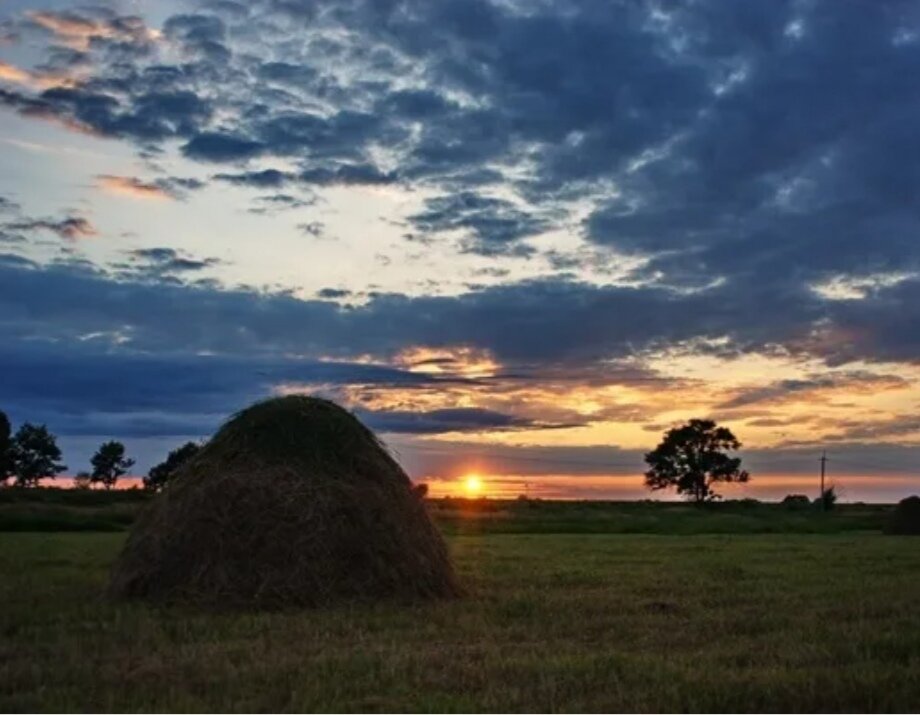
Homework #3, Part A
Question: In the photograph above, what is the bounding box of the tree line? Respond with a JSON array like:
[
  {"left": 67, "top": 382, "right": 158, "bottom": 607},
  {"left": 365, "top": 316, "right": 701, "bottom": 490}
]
[
  {"left": 0, "top": 410, "right": 198, "bottom": 491},
  {"left": 1, "top": 407, "right": 757, "bottom": 502}
]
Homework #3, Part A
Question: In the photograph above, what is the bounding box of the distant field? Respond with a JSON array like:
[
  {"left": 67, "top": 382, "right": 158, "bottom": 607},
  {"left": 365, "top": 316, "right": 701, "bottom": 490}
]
[
  {"left": 2, "top": 508, "right": 920, "bottom": 710},
  {"left": 0, "top": 487, "right": 896, "bottom": 534}
]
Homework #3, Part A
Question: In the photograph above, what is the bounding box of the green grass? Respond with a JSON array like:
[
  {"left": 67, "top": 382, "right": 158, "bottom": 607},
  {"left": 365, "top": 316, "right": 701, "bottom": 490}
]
[
  {"left": 2, "top": 531, "right": 920, "bottom": 712},
  {"left": 0, "top": 488, "right": 894, "bottom": 534}
]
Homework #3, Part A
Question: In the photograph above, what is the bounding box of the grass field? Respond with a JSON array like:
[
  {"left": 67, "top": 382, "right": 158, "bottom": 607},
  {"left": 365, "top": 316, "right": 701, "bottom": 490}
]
[
  {"left": 3, "top": 516, "right": 920, "bottom": 711},
  {"left": 0, "top": 487, "right": 895, "bottom": 534}
]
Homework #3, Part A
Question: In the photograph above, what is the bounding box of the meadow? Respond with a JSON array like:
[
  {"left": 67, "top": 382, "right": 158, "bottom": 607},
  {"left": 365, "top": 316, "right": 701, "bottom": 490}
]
[{"left": 2, "top": 492, "right": 919, "bottom": 712}]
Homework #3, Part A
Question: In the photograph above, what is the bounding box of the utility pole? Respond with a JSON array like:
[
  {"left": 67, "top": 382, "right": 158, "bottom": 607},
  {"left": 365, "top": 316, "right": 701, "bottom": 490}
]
[{"left": 819, "top": 451, "right": 827, "bottom": 510}]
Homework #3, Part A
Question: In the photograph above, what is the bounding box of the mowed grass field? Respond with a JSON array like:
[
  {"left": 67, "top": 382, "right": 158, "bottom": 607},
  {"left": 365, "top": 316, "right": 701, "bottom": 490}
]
[{"left": 2, "top": 507, "right": 920, "bottom": 712}]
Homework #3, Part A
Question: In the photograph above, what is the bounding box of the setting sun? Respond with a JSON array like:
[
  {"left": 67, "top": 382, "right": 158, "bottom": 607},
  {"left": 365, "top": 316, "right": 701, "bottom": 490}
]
[{"left": 464, "top": 475, "right": 483, "bottom": 495}]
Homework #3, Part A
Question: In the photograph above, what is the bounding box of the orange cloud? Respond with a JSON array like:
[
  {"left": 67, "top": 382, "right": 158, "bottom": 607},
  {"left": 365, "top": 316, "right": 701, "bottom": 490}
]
[
  {"left": 27, "top": 11, "right": 160, "bottom": 51},
  {"left": 0, "top": 61, "right": 79, "bottom": 90},
  {"left": 97, "top": 175, "right": 173, "bottom": 201}
]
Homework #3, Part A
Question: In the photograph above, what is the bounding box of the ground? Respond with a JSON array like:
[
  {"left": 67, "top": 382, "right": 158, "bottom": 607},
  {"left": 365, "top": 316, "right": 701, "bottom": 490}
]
[{"left": 2, "top": 498, "right": 920, "bottom": 712}]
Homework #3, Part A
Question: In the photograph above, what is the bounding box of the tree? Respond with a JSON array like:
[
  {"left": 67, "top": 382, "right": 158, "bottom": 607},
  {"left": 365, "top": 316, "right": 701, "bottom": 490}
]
[
  {"left": 0, "top": 411, "right": 13, "bottom": 486},
  {"left": 144, "top": 441, "right": 200, "bottom": 491},
  {"left": 644, "top": 419, "right": 749, "bottom": 503},
  {"left": 815, "top": 485, "right": 837, "bottom": 511},
  {"left": 90, "top": 440, "right": 135, "bottom": 490},
  {"left": 413, "top": 482, "right": 429, "bottom": 498},
  {"left": 73, "top": 471, "right": 92, "bottom": 490},
  {"left": 10, "top": 423, "right": 66, "bottom": 487}
]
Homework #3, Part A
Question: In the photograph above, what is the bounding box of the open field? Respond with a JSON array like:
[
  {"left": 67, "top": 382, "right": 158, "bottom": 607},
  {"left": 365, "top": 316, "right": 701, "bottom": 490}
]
[{"left": 3, "top": 521, "right": 920, "bottom": 711}]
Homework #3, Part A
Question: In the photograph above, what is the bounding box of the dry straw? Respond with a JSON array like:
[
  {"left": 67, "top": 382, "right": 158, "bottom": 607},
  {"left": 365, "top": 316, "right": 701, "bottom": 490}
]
[{"left": 110, "top": 396, "right": 460, "bottom": 607}]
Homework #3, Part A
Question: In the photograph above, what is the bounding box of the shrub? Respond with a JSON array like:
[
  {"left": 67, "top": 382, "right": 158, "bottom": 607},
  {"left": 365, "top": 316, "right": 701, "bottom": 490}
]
[{"left": 885, "top": 496, "right": 920, "bottom": 535}]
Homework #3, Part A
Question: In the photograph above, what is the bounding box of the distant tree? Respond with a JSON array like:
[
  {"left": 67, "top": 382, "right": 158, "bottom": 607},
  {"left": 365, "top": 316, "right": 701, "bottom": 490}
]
[
  {"left": 413, "top": 482, "right": 429, "bottom": 498},
  {"left": 644, "top": 419, "right": 749, "bottom": 503},
  {"left": 144, "top": 442, "right": 200, "bottom": 491},
  {"left": 815, "top": 485, "right": 837, "bottom": 511},
  {"left": 0, "top": 410, "right": 13, "bottom": 486},
  {"left": 73, "top": 471, "right": 92, "bottom": 490},
  {"left": 90, "top": 441, "right": 135, "bottom": 490},
  {"left": 10, "top": 423, "right": 66, "bottom": 487}
]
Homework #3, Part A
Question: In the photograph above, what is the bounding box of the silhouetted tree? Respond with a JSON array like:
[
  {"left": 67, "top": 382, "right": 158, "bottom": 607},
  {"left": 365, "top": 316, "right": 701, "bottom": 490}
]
[
  {"left": 73, "top": 471, "right": 92, "bottom": 490},
  {"left": 644, "top": 419, "right": 749, "bottom": 503},
  {"left": 0, "top": 410, "right": 13, "bottom": 486},
  {"left": 90, "top": 440, "right": 135, "bottom": 489},
  {"left": 144, "top": 442, "right": 200, "bottom": 491},
  {"left": 10, "top": 423, "right": 66, "bottom": 487},
  {"left": 815, "top": 485, "right": 837, "bottom": 511},
  {"left": 413, "top": 482, "right": 429, "bottom": 498}
]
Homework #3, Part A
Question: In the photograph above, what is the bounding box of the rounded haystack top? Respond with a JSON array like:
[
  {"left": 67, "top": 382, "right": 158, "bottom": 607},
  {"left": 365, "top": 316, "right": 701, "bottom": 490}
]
[
  {"left": 109, "top": 396, "right": 460, "bottom": 607},
  {"left": 199, "top": 395, "right": 410, "bottom": 485}
]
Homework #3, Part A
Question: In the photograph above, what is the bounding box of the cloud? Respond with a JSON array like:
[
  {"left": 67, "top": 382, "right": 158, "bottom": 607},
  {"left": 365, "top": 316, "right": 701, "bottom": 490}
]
[
  {"left": 96, "top": 175, "right": 204, "bottom": 201},
  {"left": 120, "top": 247, "right": 223, "bottom": 278},
  {"left": 0, "top": 196, "right": 20, "bottom": 213},
  {"left": 317, "top": 288, "right": 351, "bottom": 299},
  {"left": 0, "top": 252, "right": 827, "bottom": 364},
  {"left": 162, "top": 14, "right": 229, "bottom": 61},
  {"left": 248, "top": 193, "right": 316, "bottom": 214},
  {"left": 96, "top": 175, "right": 170, "bottom": 200},
  {"left": 5, "top": 215, "right": 97, "bottom": 240},
  {"left": 357, "top": 407, "right": 582, "bottom": 434},
  {"left": 0, "top": 340, "right": 461, "bottom": 440},
  {"left": 25, "top": 10, "right": 160, "bottom": 51},
  {"left": 213, "top": 169, "right": 292, "bottom": 188},
  {"left": 297, "top": 221, "right": 325, "bottom": 238},
  {"left": 719, "top": 373, "right": 909, "bottom": 409},
  {"left": 0, "top": 61, "right": 38, "bottom": 87},
  {"left": 408, "top": 191, "right": 550, "bottom": 256},
  {"left": 182, "top": 132, "right": 264, "bottom": 162}
]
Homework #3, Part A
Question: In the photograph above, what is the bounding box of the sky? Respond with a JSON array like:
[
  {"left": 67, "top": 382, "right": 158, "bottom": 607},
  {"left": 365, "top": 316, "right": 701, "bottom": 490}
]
[{"left": 2, "top": 0, "right": 920, "bottom": 501}]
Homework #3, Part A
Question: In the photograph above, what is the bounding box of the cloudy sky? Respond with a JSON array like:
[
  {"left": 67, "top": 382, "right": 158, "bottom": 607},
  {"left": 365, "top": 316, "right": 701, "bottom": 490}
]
[{"left": 2, "top": 0, "right": 920, "bottom": 500}]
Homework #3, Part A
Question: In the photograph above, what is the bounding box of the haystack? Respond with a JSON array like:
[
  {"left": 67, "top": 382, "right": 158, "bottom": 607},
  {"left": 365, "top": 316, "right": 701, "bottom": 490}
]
[
  {"left": 885, "top": 495, "right": 920, "bottom": 535},
  {"left": 110, "top": 396, "right": 460, "bottom": 607}
]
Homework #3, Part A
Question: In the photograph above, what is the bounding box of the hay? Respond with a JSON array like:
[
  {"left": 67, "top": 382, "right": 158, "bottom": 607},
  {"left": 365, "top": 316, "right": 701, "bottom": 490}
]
[
  {"left": 885, "top": 495, "right": 920, "bottom": 535},
  {"left": 109, "top": 396, "right": 461, "bottom": 607}
]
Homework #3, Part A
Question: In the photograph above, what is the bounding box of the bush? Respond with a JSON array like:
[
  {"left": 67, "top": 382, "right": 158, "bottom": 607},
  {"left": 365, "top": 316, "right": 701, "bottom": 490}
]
[
  {"left": 885, "top": 496, "right": 920, "bottom": 535},
  {"left": 782, "top": 494, "right": 811, "bottom": 510},
  {"left": 814, "top": 486, "right": 837, "bottom": 511}
]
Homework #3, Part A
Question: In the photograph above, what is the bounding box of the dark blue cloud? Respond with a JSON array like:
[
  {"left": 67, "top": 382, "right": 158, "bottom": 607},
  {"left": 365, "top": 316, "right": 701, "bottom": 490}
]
[
  {"left": 213, "top": 169, "right": 292, "bottom": 187},
  {"left": 408, "top": 192, "right": 549, "bottom": 256},
  {"left": 182, "top": 132, "right": 264, "bottom": 161},
  {"left": 116, "top": 248, "right": 223, "bottom": 280},
  {"left": 0, "top": 340, "right": 463, "bottom": 439},
  {"left": 162, "top": 14, "right": 230, "bottom": 61},
  {"left": 357, "top": 407, "right": 582, "bottom": 434},
  {"left": 0, "top": 248, "right": 904, "bottom": 367},
  {"left": 4, "top": 215, "right": 96, "bottom": 240}
]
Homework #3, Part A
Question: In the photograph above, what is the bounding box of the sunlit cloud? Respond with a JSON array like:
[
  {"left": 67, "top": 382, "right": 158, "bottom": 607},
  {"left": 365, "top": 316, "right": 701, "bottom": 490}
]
[
  {"left": 97, "top": 175, "right": 173, "bottom": 201},
  {"left": 25, "top": 10, "right": 160, "bottom": 51},
  {"left": 0, "top": 60, "right": 79, "bottom": 90}
]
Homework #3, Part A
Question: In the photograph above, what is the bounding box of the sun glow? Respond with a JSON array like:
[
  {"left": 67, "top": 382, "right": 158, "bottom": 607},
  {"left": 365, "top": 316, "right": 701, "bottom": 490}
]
[{"left": 464, "top": 474, "right": 483, "bottom": 495}]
